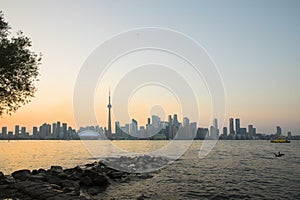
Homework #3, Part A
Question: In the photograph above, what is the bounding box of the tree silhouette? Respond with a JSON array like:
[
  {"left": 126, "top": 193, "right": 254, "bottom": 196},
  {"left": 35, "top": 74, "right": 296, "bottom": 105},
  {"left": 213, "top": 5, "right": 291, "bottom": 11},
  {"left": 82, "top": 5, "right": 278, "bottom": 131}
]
[{"left": 0, "top": 11, "right": 41, "bottom": 116}]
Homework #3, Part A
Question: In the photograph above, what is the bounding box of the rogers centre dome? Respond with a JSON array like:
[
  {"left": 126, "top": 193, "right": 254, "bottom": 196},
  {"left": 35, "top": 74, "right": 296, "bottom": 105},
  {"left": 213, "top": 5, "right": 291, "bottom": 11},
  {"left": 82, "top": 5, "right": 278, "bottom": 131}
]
[{"left": 78, "top": 130, "right": 106, "bottom": 140}]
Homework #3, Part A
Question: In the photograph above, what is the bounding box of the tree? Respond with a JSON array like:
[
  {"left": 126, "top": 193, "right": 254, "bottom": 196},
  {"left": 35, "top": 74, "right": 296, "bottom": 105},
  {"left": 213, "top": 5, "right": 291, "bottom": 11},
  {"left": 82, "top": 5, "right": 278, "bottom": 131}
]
[{"left": 0, "top": 11, "right": 41, "bottom": 116}]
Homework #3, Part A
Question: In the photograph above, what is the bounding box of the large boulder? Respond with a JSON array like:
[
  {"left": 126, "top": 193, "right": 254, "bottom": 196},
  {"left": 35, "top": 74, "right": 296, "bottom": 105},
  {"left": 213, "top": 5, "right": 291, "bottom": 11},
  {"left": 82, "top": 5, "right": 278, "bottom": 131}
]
[{"left": 12, "top": 169, "right": 31, "bottom": 181}]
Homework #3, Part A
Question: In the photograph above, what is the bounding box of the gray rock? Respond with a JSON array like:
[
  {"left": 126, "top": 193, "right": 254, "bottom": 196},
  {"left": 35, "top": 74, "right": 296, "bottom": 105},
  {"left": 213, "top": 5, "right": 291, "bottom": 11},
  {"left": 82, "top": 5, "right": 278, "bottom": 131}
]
[
  {"left": 38, "top": 168, "right": 47, "bottom": 174},
  {"left": 0, "top": 171, "right": 4, "bottom": 179},
  {"left": 50, "top": 166, "right": 63, "bottom": 174},
  {"left": 28, "top": 174, "right": 46, "bottom": 182},
  {"left": 93, "top": 174, "right": 110, "bottom": 187},
  {"left": 61, "top": 180, "right": 80, "bottom": 191},
  {"left": 87, "top": 187, "right": 100, "bottom": 195},
  {"left": 46, "top": 175, "right": 62, "bottom": 185},
  {"left": 80, "top": 176, "right": 93, "bottom": 186},
  {"left": 12, "top": 169, "right": 31, "bottom": 181}
]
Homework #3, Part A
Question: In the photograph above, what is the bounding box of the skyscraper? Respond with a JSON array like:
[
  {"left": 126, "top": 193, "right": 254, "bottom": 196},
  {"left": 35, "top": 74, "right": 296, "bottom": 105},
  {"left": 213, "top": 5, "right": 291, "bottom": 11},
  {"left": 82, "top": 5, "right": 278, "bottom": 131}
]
[
  {"left": 183, "top": 117, "right": 190, "bottom": 126},
  {"left": 173, "top": 114, "right": 179, "bottom": 127},
  {"left": 276, "top": 126, "right": 282, "bottom": 135},
  {"left": 235, "top": 118, "right": 240, "bottom": 135},
  {"left": 223, "top": 127, "right": 228, "bottom": 137},
  {"left": 21, "top": 127, "right": 26, "bottom": 138},
  {"left": 152, "top": 115, "right": 160, "bottom": 128},
  {"left": 248, "top": 125, "right": 255, "bottom": 136},
  {"left": 1, "top": 127, "right": 7, "bottom": 138},
  {"left": 15, "top": 125, "right": 19, "bottom": 138},
  {"left": 130, "top": 119, "right": 138, "bottom": 135},
  {"left": 213, "top": 118, "right": 218, "bottom": 130},
  {"left": 107, "top": 91, "right": 112, "bottom": 135},
  {"left": 229, "top": 118, "right": 234, "bottom": 134}
]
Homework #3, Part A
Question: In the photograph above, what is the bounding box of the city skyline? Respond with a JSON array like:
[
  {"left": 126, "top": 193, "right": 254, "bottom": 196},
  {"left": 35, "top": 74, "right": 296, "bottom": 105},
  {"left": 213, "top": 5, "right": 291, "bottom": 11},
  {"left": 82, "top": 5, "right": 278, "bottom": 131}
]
[
  {"left": 0, "top": 114, "right": 294, "bottom": 138},
  {"left": 0, "top": 1, "right": 299, "bottom": 134}
]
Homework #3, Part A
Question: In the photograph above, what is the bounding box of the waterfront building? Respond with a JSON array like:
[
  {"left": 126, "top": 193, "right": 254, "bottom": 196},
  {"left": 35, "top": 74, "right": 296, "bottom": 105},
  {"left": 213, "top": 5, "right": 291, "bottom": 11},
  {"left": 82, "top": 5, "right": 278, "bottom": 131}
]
[
  {"left": 235, "top": 118, "right": 240, "bottom": 134},
  {"left": 229, "top": 118, "right": 234, "bottom": 134}
]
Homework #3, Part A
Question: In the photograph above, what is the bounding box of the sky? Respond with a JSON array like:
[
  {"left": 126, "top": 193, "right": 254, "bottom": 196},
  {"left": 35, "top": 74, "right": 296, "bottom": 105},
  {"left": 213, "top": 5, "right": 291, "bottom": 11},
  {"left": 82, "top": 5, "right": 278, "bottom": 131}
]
[{"left": 0, "top": 0, "right": 299, "bottom": 135}]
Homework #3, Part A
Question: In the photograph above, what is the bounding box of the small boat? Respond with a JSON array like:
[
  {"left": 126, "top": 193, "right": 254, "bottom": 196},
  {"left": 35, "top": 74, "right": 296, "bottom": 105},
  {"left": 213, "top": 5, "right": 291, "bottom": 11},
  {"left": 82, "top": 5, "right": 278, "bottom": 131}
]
[
  {"left": 270, "top": 139, "right": 290, "bottom": 143},
  {"left": 270, "top": 135, "right": 290, "bottom": 143}
]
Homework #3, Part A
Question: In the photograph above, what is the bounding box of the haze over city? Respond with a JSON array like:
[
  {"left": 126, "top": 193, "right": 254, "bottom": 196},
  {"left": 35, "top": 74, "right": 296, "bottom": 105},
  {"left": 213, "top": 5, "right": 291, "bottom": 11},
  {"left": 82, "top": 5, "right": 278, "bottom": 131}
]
[{"left": 0, "top": 0, "right": 299, "bottom": 135}]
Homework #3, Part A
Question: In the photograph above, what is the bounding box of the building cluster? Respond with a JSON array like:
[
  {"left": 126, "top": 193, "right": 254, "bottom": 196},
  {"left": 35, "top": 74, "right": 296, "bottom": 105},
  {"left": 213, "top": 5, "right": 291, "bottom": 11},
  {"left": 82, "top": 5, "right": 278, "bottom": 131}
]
[
  {"left": 0, "top": 94, "right": 296, "bottom": 140},
  {"left": 0, "top": 122, "right": 78, "bottom": 140},
  {"left": 112, "top": 114, "right": 197, "bottom": 140},
  {"left": 77, "top": 116, "right": 295, "bottom": 141}
]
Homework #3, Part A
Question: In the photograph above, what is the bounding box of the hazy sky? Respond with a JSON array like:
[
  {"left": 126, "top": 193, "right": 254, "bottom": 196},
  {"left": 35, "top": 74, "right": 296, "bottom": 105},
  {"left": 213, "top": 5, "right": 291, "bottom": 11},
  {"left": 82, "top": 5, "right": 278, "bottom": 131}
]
[{"left": 0, "top": 0, "right": 299, "bottom": 134}]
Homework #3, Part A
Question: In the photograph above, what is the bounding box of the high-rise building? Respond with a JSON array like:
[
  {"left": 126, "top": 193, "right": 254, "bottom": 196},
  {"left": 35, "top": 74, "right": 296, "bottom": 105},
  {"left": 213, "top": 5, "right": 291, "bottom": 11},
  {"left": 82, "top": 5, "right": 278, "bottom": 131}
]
[
  {"left": 1, "top": 127, "right": 7, "bottom": 137},
  {"left": 288, "top": 131, "right": 292, "bottom": 138},
  {"left": 115, "top": 121, "right": 121, "bottom": 137},
  {"left": 229, "top": 118, "right": 234, "bottom": 134},
  {"left": 276, "top": 126, "right": 282, "bottom": 135},
  {"left": 235, "top": 118, "right": 240, "bottom": 134},
  {"left": 213, "top": 118, "right": 218, "bottom": 130},
  {"left": 152, "top": 115, "right": 160, "bottom": 128},
  {"left": 173, "top": 114, "right": 179, "bottom": 127},
  {"left": 147, "top": 118, "right": 151, "bottom": 125},
  {"left": 15, "top": 125, "right": 20, "bottom": 138},
  {"left": 32, "top": 126, "right": 38, "bottom": 138},
  {"left": 62, "top": 123, "right": 67, "bottom": 139},
  {"left": 41, "top": 123, "right": 51, "bottom": 138},
  {"left": 183, "top": 117, "right": 190, "bottom": 126},
  {"left": 52, "top": 123, "right": 57, "bottom": 137},
  {"left": 168, "top": 115, "right": 172, "bottom": 125},
  {"left": 248, "top": 125, "right": 255, "bottom": 136},
  {"left": 21, "top": 127, "right": 26, "bottom": 138},
  {"left": 56, "top": 121, "right": 61, "bottom": 138},
  {"left": 107, "top": 91, "right": 112, "bottom": 136},
  {"left": 130, "top": 119, "right": 138, "bottom": 135},
  {"left": 223, "top": 127, "right": 228, "bottom": 137}
]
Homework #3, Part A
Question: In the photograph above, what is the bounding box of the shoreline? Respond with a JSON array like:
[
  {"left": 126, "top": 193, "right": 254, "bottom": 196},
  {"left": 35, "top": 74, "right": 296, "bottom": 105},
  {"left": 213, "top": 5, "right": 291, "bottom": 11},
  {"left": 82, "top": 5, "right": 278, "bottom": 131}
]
[{"left": 0, "top": 155, "right": 168, "bottom": 200}]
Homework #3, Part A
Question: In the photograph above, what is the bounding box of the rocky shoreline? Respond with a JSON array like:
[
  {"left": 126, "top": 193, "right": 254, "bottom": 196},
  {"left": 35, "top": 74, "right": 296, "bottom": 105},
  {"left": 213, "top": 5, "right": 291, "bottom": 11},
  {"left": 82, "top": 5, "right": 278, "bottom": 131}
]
[{"left": 0, "top": 155, "right": 170, "bottom": 200}]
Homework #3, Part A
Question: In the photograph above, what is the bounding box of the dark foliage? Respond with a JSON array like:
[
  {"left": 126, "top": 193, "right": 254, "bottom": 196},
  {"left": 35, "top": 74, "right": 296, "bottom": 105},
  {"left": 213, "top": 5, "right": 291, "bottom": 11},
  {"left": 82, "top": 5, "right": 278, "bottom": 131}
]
[{"left": 0, "top": 11, "right": 41, "bottom": 115}]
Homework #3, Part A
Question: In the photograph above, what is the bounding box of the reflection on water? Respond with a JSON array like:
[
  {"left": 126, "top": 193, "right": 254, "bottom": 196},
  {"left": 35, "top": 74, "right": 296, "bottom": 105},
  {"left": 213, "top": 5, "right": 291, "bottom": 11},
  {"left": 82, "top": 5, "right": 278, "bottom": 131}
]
[{"left": 0, "top": 140, "right": 299, "bottom": 199}]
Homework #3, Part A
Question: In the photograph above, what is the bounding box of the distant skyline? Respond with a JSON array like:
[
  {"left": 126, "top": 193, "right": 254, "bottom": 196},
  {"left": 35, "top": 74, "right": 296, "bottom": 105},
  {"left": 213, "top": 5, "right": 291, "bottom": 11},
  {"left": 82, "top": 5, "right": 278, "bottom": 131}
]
[{"left": 0, "top": 0, "right": 299, "bottom": 134}]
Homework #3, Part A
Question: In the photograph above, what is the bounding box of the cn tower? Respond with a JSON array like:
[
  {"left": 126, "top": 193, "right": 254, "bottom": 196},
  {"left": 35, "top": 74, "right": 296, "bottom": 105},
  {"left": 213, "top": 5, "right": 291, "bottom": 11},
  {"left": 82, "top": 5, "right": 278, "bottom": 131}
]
[{"left": 107, "top": 91, "right": 112, "bottom": 136}]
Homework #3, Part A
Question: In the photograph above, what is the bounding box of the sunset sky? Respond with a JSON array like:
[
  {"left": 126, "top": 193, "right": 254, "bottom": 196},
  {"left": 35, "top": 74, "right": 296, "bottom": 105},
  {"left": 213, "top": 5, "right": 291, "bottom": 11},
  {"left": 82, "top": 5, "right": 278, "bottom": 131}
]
[{"left": 0, "top": 0, "right": 299, "bottom": 135}]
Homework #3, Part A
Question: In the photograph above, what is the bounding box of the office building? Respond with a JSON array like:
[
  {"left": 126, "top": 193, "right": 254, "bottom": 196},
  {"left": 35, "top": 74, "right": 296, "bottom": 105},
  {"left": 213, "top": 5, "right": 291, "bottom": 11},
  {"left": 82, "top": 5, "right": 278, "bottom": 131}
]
[
  {"left": 229, "top": 118, "right": 234, "bottom": 134},
  {"left": 235, "top": 118, "right": 240, "bottom": 134}
]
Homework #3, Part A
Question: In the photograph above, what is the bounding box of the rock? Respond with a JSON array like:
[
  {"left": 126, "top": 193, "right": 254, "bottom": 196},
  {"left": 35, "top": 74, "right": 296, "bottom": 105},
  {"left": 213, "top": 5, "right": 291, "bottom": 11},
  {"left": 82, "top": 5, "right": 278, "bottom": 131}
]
[
  {"left": 93, "top": 174, "right": 110, "bottom": 187},
  {"left": 82, "top": 169, "right": 99, "bottom": 179},
  {"left": 87, "top": 187, "right": 100, "bottom": 195},
  {"left": 31, "top": 169, "right": 38, "bottom": 175},
  {"left": 0, "top": 171, "right": 4, "bottom": 179},
  {"left": 46, "top": 175, "right": 62, "bottom": 185},
  {"left": 51, "top": 166, "right": 63, "bottom": 173},
  {"left": 80, "top": 176, "right": 93, "bottom": 186},
  {"left": 85, "top": 163, "right": 95, "bottom": 167},
  {"left": 108, "top": 171, "right": 125, "bottom": 179},
  {"left": 82, "top": 169, "right": 110, "bottom": 187},
  {"left": 61, "top": 180, "right": 80, "bottom": 191},
  {"left": 38, "top": 168, "right": 47, "bottom": 174},
  {"left": 64, "top": 166, "right": 82, "bottom": 174},
  {"left": 137, "top": 193, "right": 146, "bottom": 200},
  {"left": 28, "top": 174, "right": 46, "bottom": 182},
  {"left": 57, "top": 172, "right": 68, "bottom": 179},
  {"left": 12, "top": 169, "right": 31, "bottom": 181}
]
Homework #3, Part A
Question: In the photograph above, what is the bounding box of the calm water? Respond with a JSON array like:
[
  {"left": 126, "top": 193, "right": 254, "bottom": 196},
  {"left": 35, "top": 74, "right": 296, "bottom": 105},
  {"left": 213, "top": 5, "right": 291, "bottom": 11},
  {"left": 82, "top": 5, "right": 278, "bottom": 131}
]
[{"left": 0, "top": 140, "right": 299, "bottom": 199}]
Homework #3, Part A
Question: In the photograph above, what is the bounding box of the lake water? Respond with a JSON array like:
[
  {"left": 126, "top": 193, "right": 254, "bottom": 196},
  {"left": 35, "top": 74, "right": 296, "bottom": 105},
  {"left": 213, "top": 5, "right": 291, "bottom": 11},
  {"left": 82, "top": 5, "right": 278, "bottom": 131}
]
[{"left": 0, "top": 140, "right": 299, "bottom": 199}]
